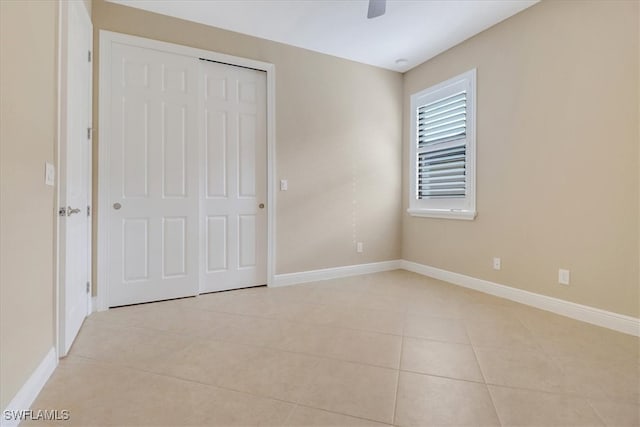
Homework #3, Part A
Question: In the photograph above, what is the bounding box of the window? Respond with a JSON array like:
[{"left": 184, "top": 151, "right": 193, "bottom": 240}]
[{"left": 408, "top": 69, "right": 476, "bottom": 220}]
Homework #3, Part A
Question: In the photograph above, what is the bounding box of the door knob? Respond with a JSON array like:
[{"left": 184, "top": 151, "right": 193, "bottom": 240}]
[
  {"left": 113, "top": 202, "right": 122, "bottom": 210},
  {"left": 67, "top": 206, "right": 81, "bottom": 215},
  {"left": 259, "top": 203, "right": 265, "bottom": 209}
]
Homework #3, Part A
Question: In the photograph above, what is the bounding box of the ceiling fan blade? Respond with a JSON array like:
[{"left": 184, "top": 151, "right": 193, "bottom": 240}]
[{"left": 367, "top": 0, "right": 386, "bottom": 19}]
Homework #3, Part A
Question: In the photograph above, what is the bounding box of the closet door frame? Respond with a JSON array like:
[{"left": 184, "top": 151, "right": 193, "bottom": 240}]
[{"left": 96, "top": 30, "right": 276, "bottom": 311}]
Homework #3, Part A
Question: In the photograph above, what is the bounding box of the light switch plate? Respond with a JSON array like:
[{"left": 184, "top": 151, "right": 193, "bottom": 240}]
[
  {"left": 558, "top": 269, "right": 570, "bottom": 285},
  {"left": 45, "top": 162, "right": 55, "bottom": 186}
]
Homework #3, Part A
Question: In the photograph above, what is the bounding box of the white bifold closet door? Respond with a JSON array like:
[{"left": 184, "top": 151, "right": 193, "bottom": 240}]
[
  {"left": 106, "top": 40, "right": 266, "bottom": 307},
  {"left": 108, "top": 43, "right": 199, "bottom": 306},
  {"left": 200, "top": 60, "right": 267, "bottom": 293}
]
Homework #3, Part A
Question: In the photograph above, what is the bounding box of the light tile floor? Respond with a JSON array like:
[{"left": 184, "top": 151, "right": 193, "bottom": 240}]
[{"left": 28, "top": 270, "right": 639, "bottom": 426}]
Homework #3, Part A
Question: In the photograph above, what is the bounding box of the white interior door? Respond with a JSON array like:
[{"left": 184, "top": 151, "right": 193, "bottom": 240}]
[
  {"left": 107, "top": 43, "right": 199, "bottom": 307},
  {"left": 59, "top": 0, "right": 92, "bottom": 356},
  {"left": 200, "top": 60, "right": 267, "bottom": 292}
]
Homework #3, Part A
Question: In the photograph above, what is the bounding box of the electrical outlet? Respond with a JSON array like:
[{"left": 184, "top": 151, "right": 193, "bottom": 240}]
[
  {"left": 493, "top": 257, "right": 501, "bottom": 270},
  {"left": 45, "top": 162, "right": 55, "bottom": 186},
  {"left": 558, "top": 269, "right": 570, "bottom": 285},
  {"left": 356, "top": 242, "right": 363, "bottom": 253},
  {"left": 280, "top": 179, "right": 288, "bottom": 191}
]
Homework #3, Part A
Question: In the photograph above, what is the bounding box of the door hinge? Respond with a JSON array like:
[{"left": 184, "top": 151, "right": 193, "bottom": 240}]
[
  {"left": 58, "top": 207, "right": 67, "bottom": 217},
  {"left": 87, "top": 127, "right": 92, "bottom": 140},
  {"left": 86, "top": 281, "right": 90, "bottom": 293},
  {"left": 87, "top": 205, "right": 91, "bottom": 217},
  {"left": 88, "top": 50, "right": 92, "bottom": 62}
]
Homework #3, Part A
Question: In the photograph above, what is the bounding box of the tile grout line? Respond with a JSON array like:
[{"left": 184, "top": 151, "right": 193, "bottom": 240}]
[
  {"left": 86, "top": 316, "right": 403, "bottom": 370},
  {"left": 69, "top": 352, "right": 625, "bottom": 414},
  {"left": 391, "top": 312, "right": 408, "bottom": 426},
  {"left": 471, "top": 376, "right": 630, "bottom": 405},
  {"left": 279, "top": 403, "right": 297, "bottom": 426},
  {"left": 502, "top": 313, "right": 618, "bottom": 404},
  {"left": 78, "top": 319, "right": 409, "bottom": 424},
  {"left": 289, "top": 357, "right": 323, "bottom": 406},
  {"left": 78, "top": 325, "right": 403, "bottom": 373},
  {"left": 101, "top": 304, "right": 409, "bottom": 338},
  {"left": 469, "top": 339, "right": 504, "bottom": 426},
  {"left": 583, "top": 398, "right": 608, "bottom": 426},
  {"left": 292, "top": 402, "right": 396, "bottom": 426},
  {"left": 95, "top": 307, "right": 478, "bottom": 345},
  {"left": 74, "top": 353, "right": 396, "bottom": 426},
  {"left": 484, "top": 386, "right": 504, "bottom": 427},
  {"left": 69, "top": 353, "right": 312, "bottom": 409}
]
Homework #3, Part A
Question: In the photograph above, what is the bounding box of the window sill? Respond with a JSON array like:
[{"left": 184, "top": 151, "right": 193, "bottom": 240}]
[{"left": 407, "top": 208, "right": 477, "bottom": 221}]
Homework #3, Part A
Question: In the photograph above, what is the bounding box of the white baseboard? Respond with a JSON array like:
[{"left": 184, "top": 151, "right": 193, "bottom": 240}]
[
  {"left": 1, "top": 347, "right": 57, "bottom": 427},
  {"left": 401, "top": 260, "right": 640, "bottom": 337},
  {"left": 271, "top": 258, "right": 639, "bottom": 336},
  {"left": 272, "top": 260, "right": 402, "bottom": 287}
]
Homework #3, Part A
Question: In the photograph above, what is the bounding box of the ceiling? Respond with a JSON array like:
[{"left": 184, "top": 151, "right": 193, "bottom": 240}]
[{"left": 107, "top": 0, "right": 538, "bottom": 72}]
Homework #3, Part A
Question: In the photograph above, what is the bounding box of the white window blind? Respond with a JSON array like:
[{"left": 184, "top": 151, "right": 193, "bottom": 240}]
[
  {"left": 409, "top": 69, "right": 476, "bottom": 220},
  {"left": 417, "top": 91, "right": 467, "bottom": 199}
]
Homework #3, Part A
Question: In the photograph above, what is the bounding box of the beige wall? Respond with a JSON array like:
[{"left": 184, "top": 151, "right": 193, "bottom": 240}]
[
  {"left": 0, "top": 0, "right": 58, "bottom": 409},
  {"left": 402, "top": 0, "right": 640, "bottom": 317},
  {"left": 91, "top": 0, "right": 403, "bottom": 277}
]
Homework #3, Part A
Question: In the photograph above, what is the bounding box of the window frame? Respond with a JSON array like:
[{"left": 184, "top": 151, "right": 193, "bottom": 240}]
[{"left": 408, "top": 68, "right": 477, "bottom": 220}]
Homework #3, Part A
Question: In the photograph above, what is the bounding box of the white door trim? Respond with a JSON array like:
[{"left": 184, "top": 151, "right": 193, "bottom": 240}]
[
  {"left": 55, "top": 0, "right": 93, "bottom": 356},
  {"left": 97, "top": 31, "right": 276, "bottom": 311},
  {"left": 55, "top": 0, "right": 66, "bottom": 361}
]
